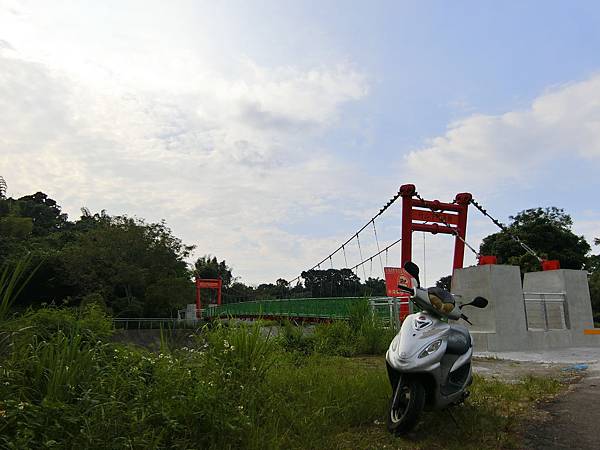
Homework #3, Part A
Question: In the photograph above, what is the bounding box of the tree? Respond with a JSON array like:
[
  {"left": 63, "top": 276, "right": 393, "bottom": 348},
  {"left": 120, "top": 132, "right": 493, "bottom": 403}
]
[
  {"left": 589, "top": 238, "right": 600, "bottom": 325},
  {"left": 194, "top": 256, "right": 232, "bottom": 287},
  {"left": 57, "top": 215, "right": 194, "bottom": 316},
  {"left": 144, "top": 278, "right": 195, "bottom": 317},
  {"left": 436, "top": 275, "right": 452, "bottom": 291},
  {"left": 15, "top": 192, "right": 69, "bottom": 236},
  {"left": 1, "top": 190, "right": 198, "bottom": 316},
  {"left": 363, "top": 277, "right": 386, "bottom": 296},
  {"left": 480, "top": 207, "right": 590, "bottom": 273},
  {"left": 301, "top": 268, "right": 363, "bottom": 297}
]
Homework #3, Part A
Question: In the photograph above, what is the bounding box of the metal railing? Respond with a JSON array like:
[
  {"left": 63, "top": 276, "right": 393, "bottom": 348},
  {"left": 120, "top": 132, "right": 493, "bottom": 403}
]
[
  {"left": 368, "top": 297, "right": 409, "bottom": 330},
  {"left": 113, "top": 318, "right": 190, "bottom": 329},
  {"left": 204, "top": 297, "right": 366, "bottom": 320},
  {"left": 523, "top": 292, "right": 569, "bottom": 331}
]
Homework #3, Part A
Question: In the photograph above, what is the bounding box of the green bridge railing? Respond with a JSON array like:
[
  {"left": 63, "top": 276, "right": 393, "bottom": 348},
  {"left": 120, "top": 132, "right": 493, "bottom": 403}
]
[
  {"left": 203, "top": 297, "right": 368, "bottom": 320},
  {"left": 203, "top": 296, "right": 403, "bottom": 324},
  {"left": 114, "top": 298, "right": 405, "bottom": 329}
]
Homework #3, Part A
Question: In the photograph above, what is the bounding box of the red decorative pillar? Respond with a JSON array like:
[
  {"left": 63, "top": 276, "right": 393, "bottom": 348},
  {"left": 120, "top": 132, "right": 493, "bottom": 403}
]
[{"left": 400, "top": 184, "right": 416, "bottom": 267}]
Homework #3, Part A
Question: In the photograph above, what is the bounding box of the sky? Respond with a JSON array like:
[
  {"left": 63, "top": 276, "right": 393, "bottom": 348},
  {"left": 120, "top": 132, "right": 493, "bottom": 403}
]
[{"left": 1, "top": 0, "right": 600, "bottom": 286}]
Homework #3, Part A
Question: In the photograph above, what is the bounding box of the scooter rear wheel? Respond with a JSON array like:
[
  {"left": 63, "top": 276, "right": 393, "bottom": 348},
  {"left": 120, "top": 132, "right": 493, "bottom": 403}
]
[{"left": 386, "top": 377, "right": 425, "bottom": 435}]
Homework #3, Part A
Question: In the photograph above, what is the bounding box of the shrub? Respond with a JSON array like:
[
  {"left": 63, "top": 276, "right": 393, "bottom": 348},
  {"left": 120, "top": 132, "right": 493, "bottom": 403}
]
[
  {"left": 278, "top": 320, "right": 315, "bottom": 354},
  {"left": 313, "top": 320, "right": 356, "bottom": 356},
  {"left": 6, "top": 304, "right": 113, "bottom": 346},
  {"left": 0, "top": 255, "right": 38, "bottom": 322},
  {"left": 310, "top": 299, "right": 395, "bottom": 356}
]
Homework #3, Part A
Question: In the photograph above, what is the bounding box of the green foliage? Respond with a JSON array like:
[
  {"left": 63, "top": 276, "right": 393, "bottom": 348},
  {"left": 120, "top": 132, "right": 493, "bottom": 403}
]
[
  {"left": 205, "top": 322, "right": 276, "bottom": 381},
  {"left": 347, "top": 300, "right": 395, "bottom": 355},
  {"left": 480, "top": 207, "right": 591, "bottom": 273},
  {"left": 78, "top": 293, "right": 107, "bottom": 311},
  {"left": 301, "top": 268, "right": 362, "bottom": 297},
  {"left": 279, "top": 320, "right": 315, "bottom": 354},
  {"left": 363, "top": 277, "right": 386, "bottom": 296},
  {"left": 12, "top": 192, "right": 68, "bottom": 236},
  {"left": 0, "top": 256, "right": 38, "bottom": 321},
  {"left": 194, "top": 255, "right": 232, "bottom": 287},
  {"left": 0, "top": 191, "right": 196, "bottom": 317},
  {"left": 5, "top": 305, "right": 113, "bottom": 347},
  {"left": 59, "top": 216, "right": 194, "bottom": 316},
  {"left": 589, "top": 237, "right": 600, "bottom": 323},
  {"left": 0, "top": 216, "right": 33, "bottom": 239},
  {"left": 313, "top": 320, "right": 356, "bottom": 356},
  {"left": 0, "top": 304, "right": 567, "bottom": 449},
  {"left": 0, "top": 188, "right": 392, "bottom": 313},
  {"left": 436, "top": 274, "right": 452, "bottom": 291},
  {"left": 144, "top": 278, "right": 195, "bottom": 317},
  {"left": 277, "top": 300, "right": 395, "bottom": 357}
]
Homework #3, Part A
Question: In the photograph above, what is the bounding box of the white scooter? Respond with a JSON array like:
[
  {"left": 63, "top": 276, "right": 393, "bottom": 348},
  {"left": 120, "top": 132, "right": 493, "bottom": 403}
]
[{"left": 385, "top": 262, "right": 488, "bottom": 435}]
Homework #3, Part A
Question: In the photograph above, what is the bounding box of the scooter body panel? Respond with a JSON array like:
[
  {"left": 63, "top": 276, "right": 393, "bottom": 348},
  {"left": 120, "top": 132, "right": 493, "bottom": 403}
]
[{"left": 386, "top": 311, "right": 473, "bottom": 410}]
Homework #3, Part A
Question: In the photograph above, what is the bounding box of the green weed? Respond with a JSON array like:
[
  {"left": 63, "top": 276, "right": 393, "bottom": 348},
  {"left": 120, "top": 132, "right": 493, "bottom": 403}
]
[
  {"left": 0, "top": 255, "right": 38, "bottom": 322},
  {"left": 0, "top": 307, "right": 566, "bottom": 450}
]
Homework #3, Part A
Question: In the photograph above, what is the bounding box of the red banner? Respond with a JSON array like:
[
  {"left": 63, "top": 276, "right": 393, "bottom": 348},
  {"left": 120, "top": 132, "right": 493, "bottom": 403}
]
[
  {"left": 384, "top": 267, "right": 413, "bottom": 297},
  {"left": 384, "top": 267, "right": 413, "bottom": 320}
]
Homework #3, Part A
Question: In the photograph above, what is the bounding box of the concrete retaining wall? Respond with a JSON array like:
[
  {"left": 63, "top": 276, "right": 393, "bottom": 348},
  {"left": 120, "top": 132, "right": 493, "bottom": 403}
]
[{"left": 452, "top": 265, "right": 598, "bottom": 352}]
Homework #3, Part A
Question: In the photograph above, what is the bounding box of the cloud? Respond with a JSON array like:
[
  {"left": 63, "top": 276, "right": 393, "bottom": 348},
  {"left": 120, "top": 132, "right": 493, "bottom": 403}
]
[
  {"left": 403, "top": 75, "right": 600, "bottom": 198},
  {"left": 0, "top": 45, "right": 369, "bottom": 283},
  {"left": 396, "top": 75, "right": 600, "bottom": 283}
]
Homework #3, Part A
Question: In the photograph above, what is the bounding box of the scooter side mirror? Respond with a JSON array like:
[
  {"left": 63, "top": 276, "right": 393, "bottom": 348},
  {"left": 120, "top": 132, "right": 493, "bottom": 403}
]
[
  {"left": 460, "top": 296, "right": 488, "bottom": 309},
  {"left": 403, "top": 261, "right": 420, "bottom": 287}
]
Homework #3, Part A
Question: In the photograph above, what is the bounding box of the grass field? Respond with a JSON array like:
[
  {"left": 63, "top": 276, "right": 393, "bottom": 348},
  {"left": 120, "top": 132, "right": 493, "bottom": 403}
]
[{"left": 0, "top": 303, "right": 564, "bottom": 449}]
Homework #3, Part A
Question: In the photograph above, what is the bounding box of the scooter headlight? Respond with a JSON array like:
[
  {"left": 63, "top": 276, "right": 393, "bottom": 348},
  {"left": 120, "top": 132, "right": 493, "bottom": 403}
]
[{"left": 418, "top": 339, "right": 442, "bottom": 358}]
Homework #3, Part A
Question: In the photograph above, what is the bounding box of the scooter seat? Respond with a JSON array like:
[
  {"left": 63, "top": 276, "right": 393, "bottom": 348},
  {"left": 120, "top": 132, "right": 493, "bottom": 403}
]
[{"left": 446, "top": 324, "right": 471, "bottom": 355}]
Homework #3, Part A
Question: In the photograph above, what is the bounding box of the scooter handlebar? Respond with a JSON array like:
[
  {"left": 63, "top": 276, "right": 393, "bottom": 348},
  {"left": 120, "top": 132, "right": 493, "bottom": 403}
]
[{"left": 397, "top": 285, "right": 415, "bottom": 295}]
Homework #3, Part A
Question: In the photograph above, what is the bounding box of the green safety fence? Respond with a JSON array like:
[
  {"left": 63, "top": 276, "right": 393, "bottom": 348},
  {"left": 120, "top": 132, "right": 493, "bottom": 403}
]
[{"left": 204, "top": 297, "right": 372, "bottom": 320}]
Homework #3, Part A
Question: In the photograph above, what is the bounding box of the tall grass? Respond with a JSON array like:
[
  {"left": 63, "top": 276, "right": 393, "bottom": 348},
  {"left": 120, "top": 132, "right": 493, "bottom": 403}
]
[
  {"left": 281, "top": 299, "right": 396, "bottom": 357},
  {"left": 0, "top": 302, "right": 566, "bottom": 449},
  {"left": 0, "top": 255, "right": 38, "bottom": 322}
]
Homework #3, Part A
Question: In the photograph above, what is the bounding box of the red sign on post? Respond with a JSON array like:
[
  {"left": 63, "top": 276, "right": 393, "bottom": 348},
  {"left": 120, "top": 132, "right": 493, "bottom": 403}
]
[{"left": 384, "top": 267, "right": 413, "bottom": 320}]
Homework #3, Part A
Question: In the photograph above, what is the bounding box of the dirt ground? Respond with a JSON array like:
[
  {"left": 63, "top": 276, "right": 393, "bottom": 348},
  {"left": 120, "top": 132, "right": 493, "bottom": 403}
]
[
  {"left": 472, "top": 357, "right": 574, "bottom": 383},
  {"left": 521, "top": 368, "right": 600, "bottom": 449},
  {"left": 474, "top": 348, "right": 600, "bottom": 450}
]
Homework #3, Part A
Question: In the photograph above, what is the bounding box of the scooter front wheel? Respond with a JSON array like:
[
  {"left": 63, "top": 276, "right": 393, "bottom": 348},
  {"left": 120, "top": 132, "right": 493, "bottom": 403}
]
[{"left": 386, "top": 377, "right": 425, "bottom": 435}]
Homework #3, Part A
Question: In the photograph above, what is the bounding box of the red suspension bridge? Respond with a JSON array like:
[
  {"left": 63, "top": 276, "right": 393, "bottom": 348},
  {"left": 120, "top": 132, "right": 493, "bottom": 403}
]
[{"left": 189, "top": 184, "right": 557, "bottom": 323}]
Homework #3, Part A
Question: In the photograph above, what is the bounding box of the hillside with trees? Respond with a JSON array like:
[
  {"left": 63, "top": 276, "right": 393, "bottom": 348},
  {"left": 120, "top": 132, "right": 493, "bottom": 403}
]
[{"left": 0, "top": 188, "right": 386, "bottom": 317}]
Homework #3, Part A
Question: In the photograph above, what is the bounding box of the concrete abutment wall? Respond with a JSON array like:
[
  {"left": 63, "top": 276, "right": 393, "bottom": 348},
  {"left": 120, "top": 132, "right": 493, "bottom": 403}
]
[{"left": 451, "top": 265, "right": 597, "bottom": 352}]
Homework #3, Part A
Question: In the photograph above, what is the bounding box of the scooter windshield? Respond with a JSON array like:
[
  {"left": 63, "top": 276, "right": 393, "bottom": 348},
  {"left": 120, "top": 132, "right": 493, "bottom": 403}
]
[{"left": 426, "top": 287, "right": 455, "bottom": 315}]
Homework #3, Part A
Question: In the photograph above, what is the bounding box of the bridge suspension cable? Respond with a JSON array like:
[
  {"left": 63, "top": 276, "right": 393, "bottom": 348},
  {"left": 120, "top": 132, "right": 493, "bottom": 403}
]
[
  {"left": 287, "top": 188, "right": 403, "bottom": 285},
  {"left": 346, "top": 238, "right": 402, "bottom": 273},
  {"left": 469, "top": 198, "right": 543, "bottom": 262}
]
